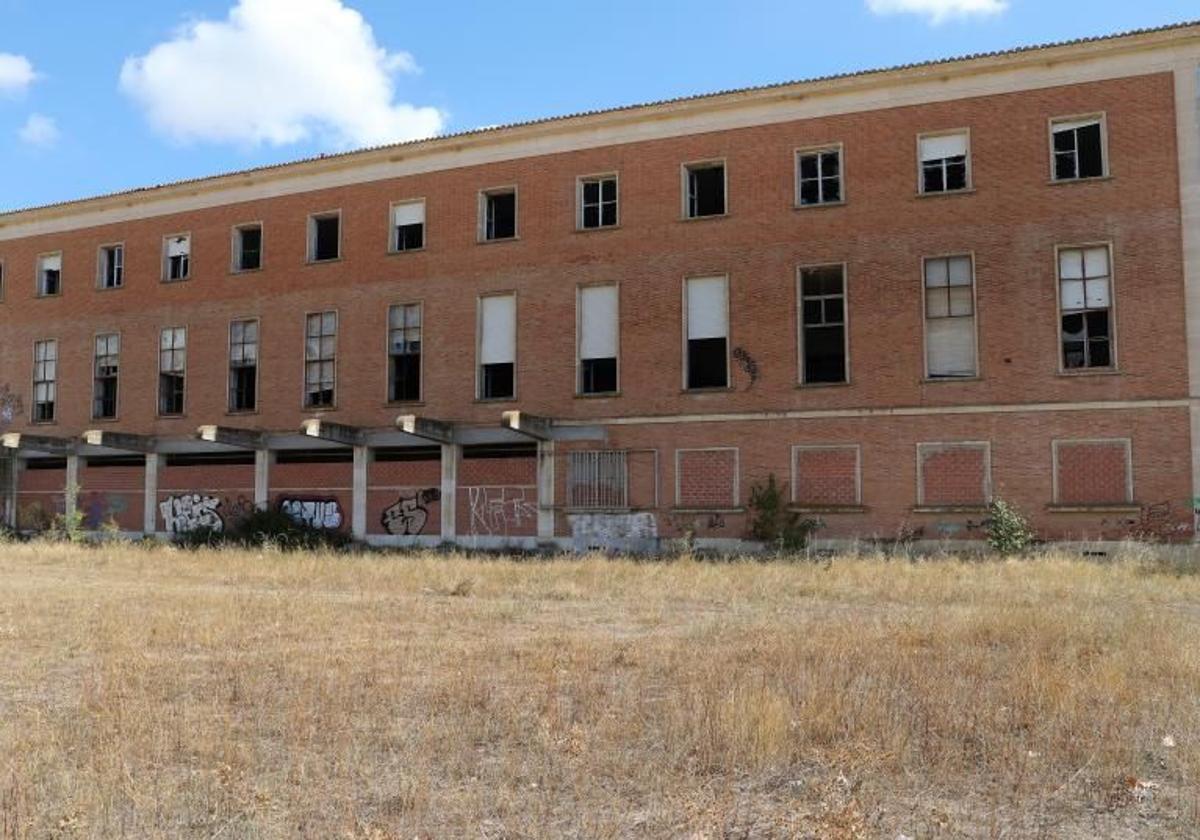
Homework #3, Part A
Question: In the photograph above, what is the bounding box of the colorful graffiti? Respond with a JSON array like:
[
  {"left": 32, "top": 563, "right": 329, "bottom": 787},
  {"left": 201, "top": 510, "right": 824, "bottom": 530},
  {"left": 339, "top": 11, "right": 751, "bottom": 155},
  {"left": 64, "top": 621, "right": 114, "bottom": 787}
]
[
  {"left": 468, "top": 487, "right": 537, "bottom": 535},
  {"left": 82, "top": 492, "right": 130, "bottom": 530},
  {"left": 279, "top": 498, "right": 343, "bottom": 530},
  {"left": 380, "top": 488, "right": 441, "bottom": 536},
  {"left": 160, "top": 494, "right": 223, "bottom": 534}
]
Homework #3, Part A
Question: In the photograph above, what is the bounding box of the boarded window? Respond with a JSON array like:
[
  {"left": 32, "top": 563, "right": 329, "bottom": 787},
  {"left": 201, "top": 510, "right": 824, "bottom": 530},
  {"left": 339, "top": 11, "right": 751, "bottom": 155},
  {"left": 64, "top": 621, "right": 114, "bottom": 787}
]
[
  {"left": 568, "top": 450, "right": 629, "bottom": 509},
  {"left": 685, "top": 276, "right": 728, "bottom": 389},
  {"left": 1059, "top": 246, "right": 1113, "bottom": 370},
  {"left": 93, "top": 333, "right": 120, "bottom": 420},
  {"left": 1054, "top": 440, "right": 1131, "bottom": 505},
  {"left": 676, "top": 448, "right": 738, "bottom": 509},
  {"left": 1052, "top": 117, "right": 1105, "bottom": 181},
  {"left": 479, "top": 294, "right": 516, "bottom": 399},
  {"left": 917, "top": 443, "right": 990, "bottom": 508},
  {"left": 920, "top": 133, "right": 969, "bottom": 193},
  {"left": 578, "top": 284, "right": 619, "bottom": 394},
  {"left": 685, "top": 162, "right": 726, "bottom": 218},
  {"left": 392, "top": 201, "right": 425, "bottom": 251},
  {"left": 799, "top": 265, "right": 847, "bottom": 384},
  {"left": 924, "top": 255, "right": 976, "bottom": 378},
  {"left": 793, "top": 446, "right": 860, "bottom": 507},
  {"left": 304, "top": 312, "right": 337, "bottom": 408}
]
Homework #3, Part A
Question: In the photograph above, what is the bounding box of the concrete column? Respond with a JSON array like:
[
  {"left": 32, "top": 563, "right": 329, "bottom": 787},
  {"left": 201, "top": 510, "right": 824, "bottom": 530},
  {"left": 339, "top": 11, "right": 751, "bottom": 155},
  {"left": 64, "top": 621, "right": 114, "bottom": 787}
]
[
  {"left": 352, "top": 445, "right": 368, "bottom": 541},
  {"left": 537, "top": 439, "right": 556, "bottom": 540},
  {"left": 64, "top": 454, "right": 79, "bottom": 524},
  {"left": 440, "top": 443, "right": 460, "bottom": 541},
  {"left": 254, "top": 449, "right": 271, "bottom": 510},
  {"left": 143, "top": 453, "right": 160, "bottom": 535},
  {"left": 5, "top": 454, "right": 18, "bottom": 529}
]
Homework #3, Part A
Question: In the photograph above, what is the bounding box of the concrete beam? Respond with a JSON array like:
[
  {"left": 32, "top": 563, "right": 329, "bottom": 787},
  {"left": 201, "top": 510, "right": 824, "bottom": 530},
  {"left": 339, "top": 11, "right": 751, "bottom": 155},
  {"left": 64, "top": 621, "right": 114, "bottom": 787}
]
[
  {"left": 82, "top": 429, "right": 157, "bottom": 453},
  {"left": 396, "top": 414, "right": 457, "bottom": 444},
  {"left": 1, "top": 432, "right": 75, "bottom": 456},
  {"left": 501, "top": 411, "right": 554, "bottom": 441},
  {"left": 197, "top": 425, "right": 269, "bottom": 450},
  {"left": 300, "top": 418, "right": 367, "bottom": 447}
]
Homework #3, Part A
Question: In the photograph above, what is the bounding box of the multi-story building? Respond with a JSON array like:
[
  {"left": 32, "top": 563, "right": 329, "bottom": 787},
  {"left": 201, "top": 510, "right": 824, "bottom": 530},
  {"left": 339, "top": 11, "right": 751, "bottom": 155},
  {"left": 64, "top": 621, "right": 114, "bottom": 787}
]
[{"left": 1, "top": 22, "right": 1199, "bottom": 550}]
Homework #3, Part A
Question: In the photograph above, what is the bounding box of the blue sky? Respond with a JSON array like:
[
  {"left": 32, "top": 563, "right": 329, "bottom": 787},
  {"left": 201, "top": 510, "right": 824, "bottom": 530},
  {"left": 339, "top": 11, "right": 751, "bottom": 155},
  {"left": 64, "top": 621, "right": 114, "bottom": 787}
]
[{"left": 0, "top": 0, "right": 1196, "bottom": 211}]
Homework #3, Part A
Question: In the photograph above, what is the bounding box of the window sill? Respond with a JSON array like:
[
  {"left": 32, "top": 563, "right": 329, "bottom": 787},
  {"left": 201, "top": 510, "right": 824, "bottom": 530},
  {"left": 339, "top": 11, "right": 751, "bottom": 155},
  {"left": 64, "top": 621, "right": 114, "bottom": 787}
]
[
  {"left": 30, "top": 420, "right": 58, "bottom": 427},
  {"left": 922, "top": 376, "right": 981, "bottom": 384},
  {"left": 912, "top": 505, "right": 988, "bottom": 514},
  {"left": 89, "top": 416, "right": 121, "bottom": 424},
  {"left": 681, "top": 386, "right": 734, "bottom": 395},
  {"left": 303, "top": 406, "right": 339, "bottom": 414},
  {"left": 385, "top": 400, "right": 425, "bottom": 408},
  {"left": 387, "top": 247, "right": 427, "bottom": 256},
  {"left": 230, "top": 267, "right": 264, "bottom": 276},
  {"left": 474, "top": 397, "right": 517, "bottom": 404},
  {"left": 161, "top": 278, "right": 191, "bottom": 284},
  {"left": 1048, "top": 175, "right": 1113, "bottom": 186},
  {"left": 1046, "top": 503, "right": 1139, "bottom": 514},
  {"left": 789, "top": 504, "right": 866, "bottom": 514},
  {"left": 573, "top": 224, "right": 622, "bottom": 234},
  {"left": 575, "top": 391, "right": 621, "bottom": 399},
  {"left": 793, "top": 200, "right": 846, "bottom": 211},
  {"left": 915, "top": 188, "right": 977, "bottom": 199},
  {"left": 797, "top": 381, "right": 851, "bottom": 390},
  {"left": 671, "top": 507, "right": 744, "bottom": 515},
  {"left": 35, "top": 294, "right": 63, "bottom": 300},
  {"left": 157, "top": 414, "right": 187, "bottom": 420},
  {"left": 477, "top": 236, "right": 520, "bottom": 245},
  {"left": 679, "top": 213, "right": 729, "bottom": 223},
  {"left": 226, "top": 409, "right": 260, "bottom": 417},
  {"left": 95, "top": 284, "right": 124, "bottom": 292},
  {"left": 1056, "top": 368, "right": 1121, "bottom": 378},
  {"left": 306, "top": 257, "right": 342, "bottom": 265}
]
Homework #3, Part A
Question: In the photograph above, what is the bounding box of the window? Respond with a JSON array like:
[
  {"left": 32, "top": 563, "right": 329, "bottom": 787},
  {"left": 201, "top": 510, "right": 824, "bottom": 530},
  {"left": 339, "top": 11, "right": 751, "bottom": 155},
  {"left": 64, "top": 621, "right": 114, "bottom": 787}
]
[
  {"left": 391, "top": 201, "right": 425, "bottom": 252},
  {"left": 917, "top": 442, "right": 991, "bottom": 508},
  {"left": 683, "top": 161, "right": 726, "bottom": 218},
  {"left": 675, "top": 448, "right": 738, "bottom": 509},
  {"left": 304, "top": 312, "right": 337, "bottom": 408},
  {"left": 164, "top": 235, "right": 190, "bottom": 282},
  {"left": 233, "top": 225, "right": 262, "bottom": 272},
  {"left": 1052, "top": 116, "right": 1106, "bottom": 181},
  {"left": 919, "top": 132, "right": 970, "bottom": 194},
  {"left": 308, "top": 213, "right": 341, "bottom": 262},
  {"left": 32, "top": 339, "right": 57, "bottom": 423},
  {"left": 37, "top": 253, "right": 62, "bottom": 297},
  {"left": 92, "top": 333, "right": 120, "bottom": 420},
  {"left": 478, "top": 294, "right": 516, "bottom": 399},
  {"left": 568, "top": 450, "right": 628, "bottom": 509},
  {"left": 796, "top": 146, "right": 842, "bottom": 206},
  {"left": 792, "top": 445, "right": 861, "bottom": 507},
  {"left": 578, "top": 284, "right": 619, "bottom": 394},
  {"left": 98, "top": 245, "right": 123, "bottom": 289},
  {"left": 158, "top": 327, "right": 186, "bottom": 416},
  {"left": 388, "top": 303, "right": 422, "bottom": 402},
  {"left": 685, "top": 276, "right": 729, "bottom": 389},
  {"left": 1058, "top": 245, "right": 1113, "bottom": 370},
  {"left": 480, "top": 189, "right": 517, "bottom": 241},
  {"left": 799, "top": 265, "right": 847, "bottom": 384},
  {"left": 923, "top": 255, "right": 977, "bottom": 378},
  {"left": 228, "top": 319, "right": 259, "bottom": 412},
  {"left": 1053, "top": 439, "right": 1132, "bottom": 506},
  {"left": 578, "top": 175, "right": 618, "bottom": 229}
]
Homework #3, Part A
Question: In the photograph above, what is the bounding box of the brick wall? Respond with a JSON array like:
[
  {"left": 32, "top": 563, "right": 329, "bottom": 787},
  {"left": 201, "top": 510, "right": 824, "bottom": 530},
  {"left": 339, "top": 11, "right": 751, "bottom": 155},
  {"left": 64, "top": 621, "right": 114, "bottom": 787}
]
[
  {"left": 793, "top": 446, "right": 859, "bottom": 507},
  {"left": 918, "top": 444, "right": 990, "bottom": 508},
  {"left": 676, "top": 448, "right": 738, "bottom": 510},
  {"left": 1054, "top": 440, "right": 1131, "bottom": 505}
]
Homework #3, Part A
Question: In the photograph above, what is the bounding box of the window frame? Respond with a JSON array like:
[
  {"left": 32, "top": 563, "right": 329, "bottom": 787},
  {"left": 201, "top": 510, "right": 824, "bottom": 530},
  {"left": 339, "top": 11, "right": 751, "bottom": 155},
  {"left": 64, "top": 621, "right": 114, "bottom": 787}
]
[
  {"left": 1050, "top": 437, "right": 1134, "bottom": 506},
  {"left": 796, "top": 262, "right": 851, "bottom": 386},
  {"left": 91, "top": 330, "right": 122, "bottom": 421},
  {"left": 680, "top": 159, "right": 728, "bottom": 220},
  {"left": 478, "top": 187, "right": 519, "bottom": 243},
  {"left": 576, "top": 173, "right": 620, "bottom": 231},
  {"left": 567, "top": 449, "right": 631, "bottom": 511},
  {"left": 475, "top": 291, "right": 518, "bottom": 401},
  {"left": 794, "top": 144, "right": 845, "bottom": 209},
  {"left": 915, "top": 441, "right": 993, "bottom": 509},
  {"left": 790, "top": 444, "right": 863, "bottom": 508},
  {"left": 916, "top": 129, "right": 973, "bottom": 195},
  {"left": 157, "top": 326, "right": 188, "bottom": 417},
  {"left": 1054, "top": 241, "right": 1118, "bottom": 374},
  {"left": 1048, "top": 112, "right": 1109, "bottom": 183},
  {"left": 307, "top": 210, "right": 343, "bottom": 264},
  {"left": 230, "top": 222, "right": 264, "bottom": 274},
  {"left": 35, "top": 251, "right": 63, "bottom": 298},
  {"left": 31, "top": 338, "right": 58, "bottom": 424},
  {"left": 386, "top": 300, "right": 424, "bottom": 404},
  {"left": 227, "top": 317, "right": 261, "bottom": 415},
  {"left": 302, "top": 309, "right": 339, "bottom": 410},
  {"left": 387, "top": 198, "right": 427, "bottom": 254},
  {"left": 96, "top": 242, "right": 125, "bottom": 290},
  {"left": 161, "top": 232, "right": 192, "bottom": 283},
  {"left": 920, "top": 252, "right": 980, "bottom": 381},
  {"left": 575, "top": 281, "right": 621, "bottom": 396},
  {"left": 681, "top": 273, "right": 732, "bottom": 392}
]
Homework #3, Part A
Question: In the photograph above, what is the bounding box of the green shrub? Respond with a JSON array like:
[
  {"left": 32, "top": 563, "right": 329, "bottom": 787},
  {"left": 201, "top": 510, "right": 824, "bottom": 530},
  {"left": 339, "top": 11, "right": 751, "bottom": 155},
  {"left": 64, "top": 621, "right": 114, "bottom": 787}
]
[
  {"left": 985, "top": 498, "right": 1034, "bottom": 556},
  {"left": 747, "top": 474, "right": 822, "bottom": 554},
  {"left": 173, "top": 506, "right": 353, "bottom": 552}
]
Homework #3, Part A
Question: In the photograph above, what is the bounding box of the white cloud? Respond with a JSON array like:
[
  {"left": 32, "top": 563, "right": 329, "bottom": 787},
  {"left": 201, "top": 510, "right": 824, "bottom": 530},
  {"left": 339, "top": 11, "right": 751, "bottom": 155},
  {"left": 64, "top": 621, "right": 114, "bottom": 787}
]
[
  {"left": 866, "top": 0, "right": 1008, "bottom": 24},
  {"left": 18, "top": 113, "right": 59, "bottom": 147},
  {"left": 0, "top": 53, "right": 36, "bottom": 95},
  {"left": 118, "top": 0, "right": 445, "bottom": 149}
]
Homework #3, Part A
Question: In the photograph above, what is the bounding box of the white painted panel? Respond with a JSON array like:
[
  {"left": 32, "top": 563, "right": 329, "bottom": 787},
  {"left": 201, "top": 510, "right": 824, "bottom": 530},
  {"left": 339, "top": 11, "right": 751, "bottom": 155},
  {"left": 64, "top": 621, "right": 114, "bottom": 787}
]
[
  {"left": 1054, "top": 116, "right": 1102, "bottom": 133},
  {"left": 166, "top": 236, "right": 190, "bottom": 257},
  {"left": 927, "top": 317, "right": 976, "bottom": 376},
  {"left": 40, "top": 253, "right": 61, "bottom": 271},
  {"left": 687, "top": 276, "right": 728, "bottom": 340},
  {"left": 1061, "top": 279, "right": 1086, "bottom": 310},
  {"left": 480, "top": 295, "right": 516, "bottom": 364},
  {"left": 393, "top": 201, "right": 424, "bottom": 226},
  {"left": 1084, "top": 246, "right": 1110, "bottom": 278},
  {"left": 1059, "top": 249, "right": 1084, "bottom": 280},
  {"left": 580, "top": 285, "right": 618, "bottom": 360},
  {"left": 920, "top": 133, "right": 968, "bottom": 161},
  {"left": 1086, "top": 277, "right": 1111, "bottom": 308}
]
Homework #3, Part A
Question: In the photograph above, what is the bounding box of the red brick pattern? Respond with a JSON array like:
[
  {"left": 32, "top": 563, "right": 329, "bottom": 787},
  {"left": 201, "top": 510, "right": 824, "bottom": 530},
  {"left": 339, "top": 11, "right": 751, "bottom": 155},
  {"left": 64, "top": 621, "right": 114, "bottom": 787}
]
[
  {"left": 793, "top": 447, "right": 859, "bottom": 506},
  {"left": 676, "top": 448, "right": 738, "bottom": 509},
  {"left": 1055, "top": 440, "right": 1130, "bottom": 505},
  {"left": 919, "top": 444, "right": 989, "bottom": 507}
]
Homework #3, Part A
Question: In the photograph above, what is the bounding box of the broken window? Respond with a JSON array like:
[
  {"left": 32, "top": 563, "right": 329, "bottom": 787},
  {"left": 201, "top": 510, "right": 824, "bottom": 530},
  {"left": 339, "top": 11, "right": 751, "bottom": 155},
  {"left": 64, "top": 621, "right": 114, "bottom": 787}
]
[
  {"left": 392, "top": 200, "right": 425, "bottom": 251},
  {"left": 478, "top": 294, "right": 516, "bottom": 399},
  {"left": 158, "top": 327, "right": 186, "bottom": 416},
  {"left": 37, "top": 253, "right": 62, "bottom": 297},
  {"left": 92, "top": 333, "right": 120, "bottom": 420},
  {"left": 481, "top": 189, "right": 517, "bottom": 241},
  {"left": 164, "top": 235, "right": 190, "bottom": 281},
  {"left": 309, "top": 213, "right": 340, "bottom": 262},
  {"left": 32, "top": 339, "right": 57, "bottom": 423},
  {"left": 228, "top": 319, "right": 258, "bottom": 412},
  {"left": 797, "top": 147, "right": 842, "bottom": 206},
  {"left": 1052, "top": 117, "right": 1105, "bottom": 181},
  {"left": 578, "top": 284, "right": 619, "bottom": 395},
  {"left": 579, "top": 176, "right": 618, "bottom": 229},
  {"left": 388, "top": 303, "right": 422, "bottom": 402},
  {"left": 684, "top": 162, "right": 726, "bottom": 218},
  {"left": 920, "top": 133, "right": 969, "bottom": 194},
  {"left": 234, "top": 225, "right": 262, "bottom": 272},
  {"left": 799, "top": 265, "right": 847, "bottom": 384},
  {"left": 98, "top": 245, "right": 123, "bottom": 289},
  {"left": 304, "top": 311, "right": 337, "bottom": 408},
  {"left": 1058, "top": 246, "right": 1113, "bottom": 370},
  {"left": 924, "top": 255, "right": 977, "bottom": 378},
  {"left": 685, "top": 276, "right": 729, "bottom": 389},
  {"left": 568, "top": 450, "right": 629, "bottom": 509}
]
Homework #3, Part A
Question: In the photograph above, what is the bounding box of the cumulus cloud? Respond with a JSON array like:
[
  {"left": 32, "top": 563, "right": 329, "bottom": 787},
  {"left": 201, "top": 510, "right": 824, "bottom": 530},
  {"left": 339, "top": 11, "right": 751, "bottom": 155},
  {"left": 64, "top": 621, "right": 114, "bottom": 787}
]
[
  {"left": 18, "top": 113, "right": 59, "bottom": 147},
  {"left": 118, "top": 0, "right": 445, "bottom": 148},
  {"left": 866, "top": 0, "right": 1008, "bottom": 24},
  {"left": 0, "top": 53, "right": 36, "bottom": 95}
]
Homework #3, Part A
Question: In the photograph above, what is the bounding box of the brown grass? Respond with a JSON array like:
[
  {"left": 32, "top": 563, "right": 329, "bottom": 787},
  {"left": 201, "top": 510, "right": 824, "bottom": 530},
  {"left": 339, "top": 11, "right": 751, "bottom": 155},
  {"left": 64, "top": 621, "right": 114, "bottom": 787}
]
[{"left": 0, "top": 543, "right": 1197, "bottom": 838}]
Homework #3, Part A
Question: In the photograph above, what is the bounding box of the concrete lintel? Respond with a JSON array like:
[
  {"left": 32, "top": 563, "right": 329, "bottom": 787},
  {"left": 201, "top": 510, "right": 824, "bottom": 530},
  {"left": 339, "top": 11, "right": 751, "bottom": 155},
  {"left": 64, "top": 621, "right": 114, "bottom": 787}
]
[
  {"left": 82, "top": 429, "right": 157, "bottom": 453},
  {"left": 300, "top": 418, "right": 367, "bottom": 447},
  {"left": 1, "top": 432, "right": 76, "bottom": 456},
  {"left": 396, "top": 414, "right": 458, "bottom": 444},
  {"left": 501, "top": 411, "right": 554, "bottom": 441},
  {"left": 196, "top": 424, "right": 269, "bottom": 450}
]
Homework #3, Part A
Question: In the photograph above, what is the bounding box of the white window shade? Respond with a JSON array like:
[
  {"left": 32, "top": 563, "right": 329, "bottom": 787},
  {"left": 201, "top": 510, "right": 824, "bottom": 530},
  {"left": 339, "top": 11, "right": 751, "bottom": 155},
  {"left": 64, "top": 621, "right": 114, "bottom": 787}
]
[
  {"left": 393, "top": 202, "right": 424, "bottom": 226},
  {"left": 480, "top": 295, "right": 516, "bottom": 364},
  {"left": 920, "top": 133, "right": 968, "bottom": 161},
  {"left": 927, "top": 318, "right": 976, "bottom": 377},
  {"left": 41, "top": 254, "right": 61, "bottom": 271},
  {"left": 579, "top": 285, "right": 618, "bottom": 360},
  {"left": 167, "top": 236, "right": 190, "bottom": 257},
  {"left": 687, "top": 277, "right": 728, "bottom": 340},
  {"left": 1084, "top": 247, "right": 1109, "bottom": 277}
]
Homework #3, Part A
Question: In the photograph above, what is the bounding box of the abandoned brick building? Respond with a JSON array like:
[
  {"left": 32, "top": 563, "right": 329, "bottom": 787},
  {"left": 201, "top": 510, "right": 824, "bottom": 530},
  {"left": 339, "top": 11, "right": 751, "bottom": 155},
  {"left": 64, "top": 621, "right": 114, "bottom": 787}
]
[{"left": 1, "top": 22, "right": 1199, "bottom": 550}]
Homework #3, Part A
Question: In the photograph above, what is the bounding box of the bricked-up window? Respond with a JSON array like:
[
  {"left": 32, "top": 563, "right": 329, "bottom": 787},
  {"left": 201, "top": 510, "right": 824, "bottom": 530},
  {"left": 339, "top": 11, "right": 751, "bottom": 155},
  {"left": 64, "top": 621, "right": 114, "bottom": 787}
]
[
  {"left": 388, "top": 303, "right": 421, "bottom": 402},
  {"left": 799, "top": 265, "right": 847, "bottom": 384},
  {"left": 919, "top": 132, "right": 970, "bottom": 194},
  {"left": 481, "top": 189, "right": 517, "bottom": 241},
  {"left": 228, "top": 319, "right": 258, "bottom": 413},
  {"left": 568, "top": 450, "right": 629, "bottom": 509},
  {"left": 158, "top": 327, "right": 186, "bottom": 416},
  {"left": 917, "top": 442, "right": 991, "bottom": 508},
  {"left": 233, "top": 224, "right": 262, "bottom": 272},
  {"left": 924, "top": 255, "right": 977, "bottom": 378},
  {"left": 308, "top": 212, "right": 341, "bottom": 262},
  {"left": 579, "top": 175, "right": 618, "bottom": 229},
  {"left": 391, "top": 200, "right": 425, "bottom": 252},
  {"left": 578, "top": 284, "right": 619, "bottom": 394},
  {"left": 164, "top": 235, "right": 190, "bottom": 282},
  {"left": 98, "top": 245, "right": 123, "bottom": 289},
  {"left": 1052, "top": 116, "right": 1106, "bottom": 181},
  {"left": 796, "top": 147, "right": 842, "bottom": 206},
  {"left": 676, "top": 448, "right": 738, "bottom": 509},
  {"left": 793, "top": 445, "right": 860, "bottom": 507},
  {"left": 37, "top": 252, "right": 62, "bottom": 297},
  {"left": 685, "top": 276, "right": 729, "bottom": 390},
  {"left": 684, "top": 161, "right": 726, "bottom": 218},
  {"left": 1058, "top": 245, "right": 1113, "bottom": 370},
  {"left": 478, "top": 293, "right": 516, "bottom": 400},
  {"left": 32, "top": 339, "right": 57, "bottom": 423},
  {"left": 92, "top": 333, "right": 120, "bottom": 420},
  {"left": 304, "top": 312, "right": 337, "bottom": 408},
  {"left": 1053, "top": 439, "right": 1132, "bottom": 506}
]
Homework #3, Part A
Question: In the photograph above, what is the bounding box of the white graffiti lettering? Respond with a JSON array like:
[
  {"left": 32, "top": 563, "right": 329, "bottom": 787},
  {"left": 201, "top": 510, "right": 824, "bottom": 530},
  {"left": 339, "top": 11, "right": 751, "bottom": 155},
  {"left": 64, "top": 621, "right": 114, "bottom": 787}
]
[
  {"left": 160, "top": 494, "right": 223, "bottom": 534},
  {"left": 468, "top": 487, "right": 537, "bottom": 535},
  {"left": 279, "top": 498, "right": 343, "bottom": 530}
]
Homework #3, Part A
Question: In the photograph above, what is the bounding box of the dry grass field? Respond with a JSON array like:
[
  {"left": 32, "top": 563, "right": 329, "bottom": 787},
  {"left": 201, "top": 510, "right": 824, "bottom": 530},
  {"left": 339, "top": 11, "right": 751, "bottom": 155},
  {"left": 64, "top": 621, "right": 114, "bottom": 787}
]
[{"left": 0, "top": 543, "right": 1197, "bottom": 839}]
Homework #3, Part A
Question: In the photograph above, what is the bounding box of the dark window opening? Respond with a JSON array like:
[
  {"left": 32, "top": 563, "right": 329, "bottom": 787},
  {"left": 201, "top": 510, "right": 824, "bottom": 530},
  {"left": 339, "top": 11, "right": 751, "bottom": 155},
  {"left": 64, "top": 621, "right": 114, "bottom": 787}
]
[
  {"left": 93, "top": 378, "right": 118, "bottom": 419},
  {"left": 237, "top": 227, "right": 262, "bottom": 271},
  {"left": 922, "top": 156, "right": 968, "bottom": 193},
  {"left": 374, "top": 446, "right": 441, "bottom": 463},
  {"left": 484, "top": 192, "right": 516, "bottom": 240},
  {"left": 480, "top": 362, "right": 515, "bottom": 399},
  {"left": 229, "top": 366, "right": 257, "bottom": 412},
  {"left": 159, "top": 373, "right": 184, "bottom": 416},
  {"left": 390, "top": 353, "right": 421, "bottom": 402},
  {"left": 463, "top": 443, "right": 537, "bottom": 460},
  {"left": 85, "top": 455, "right": 145, "bottom": 468},
  {"left": 1054, "top": 122, "right": 1104, "bottom": 180},
  {"left": 581, "top": 177, "right": 618, "bottom": 229},
  {"left": 687, "top": 337, "right": 728, "bottom": 389},
  {"left": 686, "top": 164, "right": 726, "bottom": 218},
  {"left": 276, "top": 449, "right": 354, "bottom": 465},
  {"left": 100, "top": 246, "right": 123, "bottom": 288},
  {"left": 26, "top": 458, "right": 67, "bottom": 471},
  {"left": 580, "top": 357, "right": 618, "bottom": 394},
  {"left": 165, "top": 237, "right": 190, "bottom": 281},
  {"left": 166, "top": 452, "right": 254, "bottom": 468},
  {"left": 1062, "top": 311, "right": 1112, "bottom": 369},
  {"left": 33, "top": 400, "right": 54, "bottom": 423},
  {"left": 312, "top": 215, "right": 340, "bottom": 261},
  {"left": 396, "top": 222, "right": 424, "bottom": 251},
  {"left": 800, "top": 266, "right": 848, "bottom": 384},
  {"left": 40, "top": 269, "right": 60, "bottom": 296},
  {"left": 389, "top": 303, "right": 421, "bottom": 402},
  {"left": 798, "top": 150, "right": 841, "bottom": 206}
]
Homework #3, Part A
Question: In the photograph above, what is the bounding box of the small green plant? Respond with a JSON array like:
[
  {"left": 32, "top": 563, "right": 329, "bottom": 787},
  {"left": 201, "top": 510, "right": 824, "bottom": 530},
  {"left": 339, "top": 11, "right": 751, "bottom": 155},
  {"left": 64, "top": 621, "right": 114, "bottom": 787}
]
[
  {"left": 747, "top": 474, "right": 822, "bottom": 554},
  {"left": 985, "top": 498, "right": 1034, "bottom": 556}
]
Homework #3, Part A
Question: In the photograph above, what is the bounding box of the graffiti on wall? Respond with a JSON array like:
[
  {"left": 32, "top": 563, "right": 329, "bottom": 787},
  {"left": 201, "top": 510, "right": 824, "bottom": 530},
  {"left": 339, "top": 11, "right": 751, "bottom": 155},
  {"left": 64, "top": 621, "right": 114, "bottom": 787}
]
[
  {"left": 0, "top": 385, "right": 22, "bottom": 429},
  {"left": 468, "top": 487, "right": 537, "bottom": 535},
  {"left": 732, "top": 347, "right": 760, "bottom": 387},
  {"left": 569, "top": 512, "right": 658, "bottom": 550},
  {"left": 160, "top": 494, "right": 224, "bottom": 534},
  {"left": 380, "top": 488, "right": 441, "bottom": 536},
  {"left": 280, "top": 498, "right": 344, "bottom": 530},
  {"left": 83, "top": 492, "right": 129, "bottom": 530}
]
